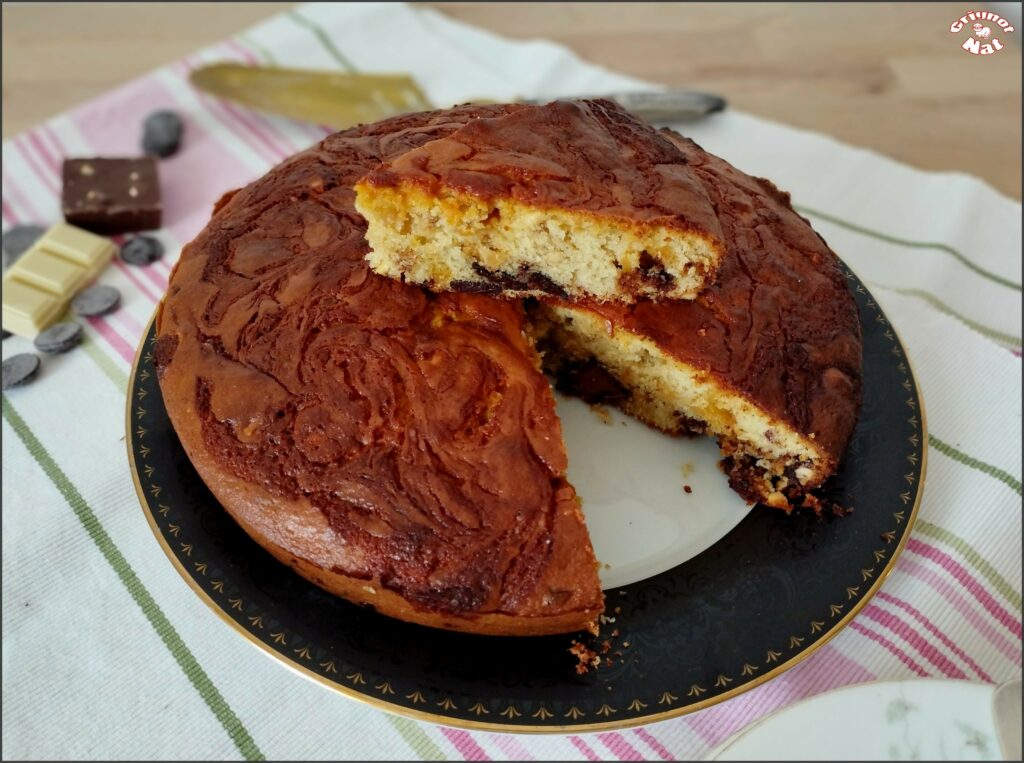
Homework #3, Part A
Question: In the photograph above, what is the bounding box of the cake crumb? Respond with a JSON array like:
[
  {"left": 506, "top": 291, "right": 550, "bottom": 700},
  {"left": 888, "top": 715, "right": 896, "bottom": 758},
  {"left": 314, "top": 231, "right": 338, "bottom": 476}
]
[
  {"left": 681, "top": 461, "right": 695, "bottom": 478},
  {"left": 684, "top": 484, "right": 693, "bottom": 494},
  {"left": 570, "top": 639, "right": 601, "bottom": 674},
  {"left": 611, "top": 628, "right": 620, "bottom": 638},
  {"left": 613, "top": 606, "right": 621, "bottom": 615},
  {"left": 601, "top": 640, "right": 612, "bottom": 654},
  {"left": 590, "top": 404, "right": 613, "bottom": 425}
]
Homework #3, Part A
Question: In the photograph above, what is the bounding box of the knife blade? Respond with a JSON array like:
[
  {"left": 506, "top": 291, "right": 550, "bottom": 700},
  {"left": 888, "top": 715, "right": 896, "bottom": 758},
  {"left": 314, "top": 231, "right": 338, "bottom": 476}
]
[{"left": 189, "top": 63, "right": 726, "bottom": 129}]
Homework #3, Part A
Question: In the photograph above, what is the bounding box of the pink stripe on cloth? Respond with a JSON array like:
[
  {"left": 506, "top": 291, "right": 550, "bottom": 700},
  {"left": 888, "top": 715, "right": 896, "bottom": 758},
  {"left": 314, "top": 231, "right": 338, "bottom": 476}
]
[
  {"left": 898, "top": 556, "right": 1021, "bottom": 665},
  {"left": 848, "top": 621, "right": 930, "bottom": 676},
  {"left": 86, "top": 316, "right": 135, "bottom": 364},
  {"left": 2, "top": 162, "right": 55, "bottom": 224},
  {"left": 2, "top": 196, "right": 19, "bottom": 224},
  {"left": 440, "top": 728, "right": 490, "bottom": 761},
  {"left": 485, "top": 734, "right": 535, "bottom": 760},
  {"left": 112, "top": 259, "right": 162, "bottom": 305},
  {"left": 632, "top": 727, "right": 675, "bottom": 761},
  {"left": 16, "top": 134, "right": 61, "bottom": 193},
  {"left": 685, "top": 643, "right": 876, "bottom": 748},
  {"left": 106, "top": 304, "right": 146, "bottom": 343},
  {"left": 568, "top": 736, "right": 602, "bottom": 761},
  {"left": 907, "top": 538, "right": 1022, "bottom": 638},
  {"left": 876, "top": 591, "right": 993, "bottom": 682},
  {"left": 860, "top": 604, "right": 967, "bottom": 679},
  {"left": 222, "top": 38, "right": 259, "bottom": 64},
  {"left": 595, "top": 732, "right": 644, "bottom": 761}
]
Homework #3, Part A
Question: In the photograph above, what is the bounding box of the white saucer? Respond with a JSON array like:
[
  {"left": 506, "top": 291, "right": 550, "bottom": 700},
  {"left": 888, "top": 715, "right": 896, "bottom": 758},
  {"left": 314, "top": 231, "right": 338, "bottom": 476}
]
[{"left": 711, "top": 679, "right": 1001, "bottom": 761}]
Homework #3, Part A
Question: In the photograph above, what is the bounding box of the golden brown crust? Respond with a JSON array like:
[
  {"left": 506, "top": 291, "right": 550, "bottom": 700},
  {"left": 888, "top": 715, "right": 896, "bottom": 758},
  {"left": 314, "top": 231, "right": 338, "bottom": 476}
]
[
  {"left": 360, "top": 99, "right": 724, "bottom": 244},
  {"left": 155, "top": 105, "right": 603, "bottom": 636}
]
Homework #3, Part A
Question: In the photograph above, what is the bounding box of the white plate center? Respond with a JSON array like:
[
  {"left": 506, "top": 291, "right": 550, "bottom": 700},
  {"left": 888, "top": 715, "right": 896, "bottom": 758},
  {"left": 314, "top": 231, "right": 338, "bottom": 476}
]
[{"left": 556, "top": 393, "right": 752, "bottom": 589}]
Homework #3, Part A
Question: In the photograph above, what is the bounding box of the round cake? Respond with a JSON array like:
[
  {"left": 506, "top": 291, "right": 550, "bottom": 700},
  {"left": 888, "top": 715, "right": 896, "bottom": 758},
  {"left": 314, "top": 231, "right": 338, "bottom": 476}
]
[
  {"left": 156, "top": 101, "right": 863, "bottom": 637},
  {"left": 155, "top": 105, "right": 605, "bottom": 637}
]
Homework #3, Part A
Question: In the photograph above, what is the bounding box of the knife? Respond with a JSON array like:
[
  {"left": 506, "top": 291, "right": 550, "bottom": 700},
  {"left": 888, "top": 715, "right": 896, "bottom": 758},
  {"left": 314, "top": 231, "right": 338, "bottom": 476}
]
[{"left": 189, "top": 63, "right": 725, "bottom": 129}]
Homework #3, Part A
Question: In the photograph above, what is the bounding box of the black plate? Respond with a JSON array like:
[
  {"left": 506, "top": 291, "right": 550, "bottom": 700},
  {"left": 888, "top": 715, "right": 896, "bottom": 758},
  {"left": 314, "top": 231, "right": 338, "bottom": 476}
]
[{"left": 127, "top": 267, "right": 926, "bottom": 731}]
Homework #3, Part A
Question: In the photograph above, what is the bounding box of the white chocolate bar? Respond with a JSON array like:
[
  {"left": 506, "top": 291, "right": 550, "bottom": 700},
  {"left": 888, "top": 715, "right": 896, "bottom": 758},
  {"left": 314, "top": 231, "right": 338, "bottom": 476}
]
[{"left": 2, "top": 223, "right": 116, "bottom": 338}]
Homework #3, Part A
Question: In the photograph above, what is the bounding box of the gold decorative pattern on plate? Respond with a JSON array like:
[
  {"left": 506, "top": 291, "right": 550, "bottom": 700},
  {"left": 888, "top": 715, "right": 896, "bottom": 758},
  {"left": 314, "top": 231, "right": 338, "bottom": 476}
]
[
  {"left": 658, "top": 692, "right": 678, "bottom": 705},
  {"left": 628, "top": 699, "right": 648, "bottom": 711},
  {"left": 532, "top": 707, "right": 553, "bottom": 720},
  {"left": 406, "top": 691, "right": 425, "bottom": 704},
  {"left": 564, "top": 706, "right": 585, "bottom": 720},
  {"left": 595, "top": 704, "right": 616, "bottom": 717},
  {"left": 741, "top": 663, "right": 759, "bottom": 676},
  {"left": 437, "top": 698, "right": 458, "bottom": 711},
  {"left": 319, "top": 660, "right": 337, "bottom": 674},
  {"left": 500, "top": 706, "right": 522, "bottom": 719},
  {"left": 376, "top": 682, "right": 395, "bottom": 696}
]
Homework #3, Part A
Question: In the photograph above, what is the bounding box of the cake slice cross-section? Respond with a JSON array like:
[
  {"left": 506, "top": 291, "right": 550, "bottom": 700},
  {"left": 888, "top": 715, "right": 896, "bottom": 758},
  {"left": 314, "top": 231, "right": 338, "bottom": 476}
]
[
  {"left": 355, "top": 99, "right": 725, "bottom": 304},
  {"left": 531, "top": 130, "right": 863, "bottom": 512}
]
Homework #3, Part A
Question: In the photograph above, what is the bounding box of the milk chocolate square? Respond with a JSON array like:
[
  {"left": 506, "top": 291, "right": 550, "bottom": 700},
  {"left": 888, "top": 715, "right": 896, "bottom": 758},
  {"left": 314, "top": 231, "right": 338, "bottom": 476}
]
[{"left": 62, "top": 157, "right": 162, "bottom": 234}]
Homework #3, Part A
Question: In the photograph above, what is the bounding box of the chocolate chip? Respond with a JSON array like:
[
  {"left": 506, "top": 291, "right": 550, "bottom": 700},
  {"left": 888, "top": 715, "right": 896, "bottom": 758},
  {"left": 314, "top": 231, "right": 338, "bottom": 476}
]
[
  {"left": 2, "top": 224, "right": 46, "bottom": 268},
  {"left": 142, "top": 111, "right": 183, "bottom": 158},
  {"left": 120, "top": 235, "right": 164, "bottom": 266},
  {"left": 33, "top": 322, "right": 83, "bottom": 354},
  {"left": 71, "top": 285, "right": 121, "bottom": 317},
  {"left": 2, "top": 353, "right": 41, "bottom": 389}
]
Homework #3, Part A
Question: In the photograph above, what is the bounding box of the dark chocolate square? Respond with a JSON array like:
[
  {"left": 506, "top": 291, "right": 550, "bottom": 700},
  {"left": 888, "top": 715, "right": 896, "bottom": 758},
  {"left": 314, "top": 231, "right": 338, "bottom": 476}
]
[{"left": 62, "top": 157, "right": 162, "bottom": 234}]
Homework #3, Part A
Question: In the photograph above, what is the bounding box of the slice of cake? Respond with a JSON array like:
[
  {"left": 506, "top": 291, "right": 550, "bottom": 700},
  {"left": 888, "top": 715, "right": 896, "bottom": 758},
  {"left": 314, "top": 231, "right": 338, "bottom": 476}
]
[
  {"left": 156, "top": 105, "right": 603, "bottom": 636},
  {"left": 354, "top": 99, "right": 725, "bottom": 303},
  {"left": 531, "top": 130, "right": 862, "bottom": 511}
]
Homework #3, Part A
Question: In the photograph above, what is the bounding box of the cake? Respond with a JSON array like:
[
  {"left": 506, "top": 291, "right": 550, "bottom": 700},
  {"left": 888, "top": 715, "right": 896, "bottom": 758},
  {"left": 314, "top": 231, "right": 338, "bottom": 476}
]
[
  {"left": 355, "top": 100, "right": 725, "bottom": 303},
  {"left": 155, "top": 105, "right": 604, "bottom": 637},
  {"left": 532, "top": 130, "right": 862, "bottom": 510},
  {"left": 156, "top": 102, "right": 863, "bottom": 638}
]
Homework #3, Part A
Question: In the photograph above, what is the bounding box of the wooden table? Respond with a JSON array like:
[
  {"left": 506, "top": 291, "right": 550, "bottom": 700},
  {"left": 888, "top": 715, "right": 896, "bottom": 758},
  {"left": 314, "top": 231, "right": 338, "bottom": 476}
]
[{"left": 3, "top": 2, "right": 1020, "bottom": 198}]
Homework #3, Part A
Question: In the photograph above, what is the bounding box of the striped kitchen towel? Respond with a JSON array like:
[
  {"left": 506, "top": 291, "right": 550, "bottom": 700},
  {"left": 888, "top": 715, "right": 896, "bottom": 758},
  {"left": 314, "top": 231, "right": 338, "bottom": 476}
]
[{"left": 2, "top": 3, "right": 1020, "bottom": 759}]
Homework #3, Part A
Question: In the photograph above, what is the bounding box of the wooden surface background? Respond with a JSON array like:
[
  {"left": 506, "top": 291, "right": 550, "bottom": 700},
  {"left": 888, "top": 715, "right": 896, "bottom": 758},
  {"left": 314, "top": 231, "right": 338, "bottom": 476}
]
[{"left": 2, "top": 2, "right": 1020, "bottom": 198}]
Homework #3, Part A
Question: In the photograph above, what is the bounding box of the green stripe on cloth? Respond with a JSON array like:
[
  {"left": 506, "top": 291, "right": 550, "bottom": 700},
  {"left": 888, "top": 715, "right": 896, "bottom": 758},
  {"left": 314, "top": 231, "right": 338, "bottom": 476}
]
[
  {"left": 929, "top": 434, "right": 1023, "bottom": 495},
  {"left": 286, "top": 10, "right": 356, "bottom": 71},
  {"left": 2, "top": 396, "right": 266, "bottom": 762},
  {"left": 874, "top": 285, "right": 1022, "bottom": 347},
  {"left": 388, "top": 717, "right": 448, "bottom": 760},
  {"left": 796, "top": 205, "right": 1023, "bottom": 293},
  {"left": 916, "top": 520, "right": 1022, "bottom": 612},
  {"left": 79, "top": 331, "right": 131, "bottom": 391}
]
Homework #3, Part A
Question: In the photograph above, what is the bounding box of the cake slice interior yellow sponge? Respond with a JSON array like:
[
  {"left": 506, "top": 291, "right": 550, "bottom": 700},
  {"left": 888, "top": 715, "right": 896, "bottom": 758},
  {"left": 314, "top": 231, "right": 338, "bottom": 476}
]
[{"left": 354, "top": 98, "right": 726, "bottom": 304}]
